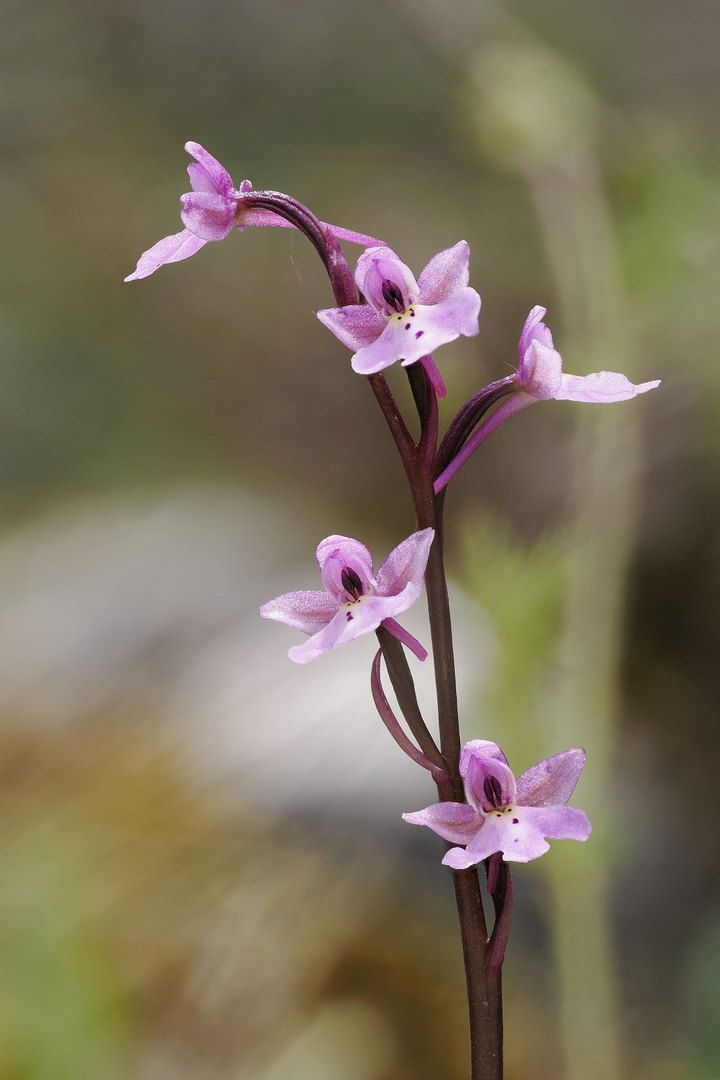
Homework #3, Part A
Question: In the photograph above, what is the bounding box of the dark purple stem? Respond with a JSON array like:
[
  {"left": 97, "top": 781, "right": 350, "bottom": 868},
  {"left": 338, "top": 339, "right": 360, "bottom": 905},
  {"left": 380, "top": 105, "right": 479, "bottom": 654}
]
[
  {"left": 487, "top": 863, "right": 513, "bottom": 973},
  {"left": 264, "top": 194, "right": 505, "bottom": 1078}
]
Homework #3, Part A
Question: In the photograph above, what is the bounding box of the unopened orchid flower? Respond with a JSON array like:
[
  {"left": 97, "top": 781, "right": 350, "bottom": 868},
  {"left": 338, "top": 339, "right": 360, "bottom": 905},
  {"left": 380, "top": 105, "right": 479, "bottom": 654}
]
[
  {"left": 259, "top": 529, "right": 433, "bottom": 664},
  {"left": 125, "top": 142, "right": 380, "bottom": 282},
  {"left": 403, "top": 739, "right": 591, "bottom": 867},
  {"left": 317, "top": 242, "right": 481, "bottom": 383},
  {"left": 434, "top": 305, "right": 660, "bottom": 492}
]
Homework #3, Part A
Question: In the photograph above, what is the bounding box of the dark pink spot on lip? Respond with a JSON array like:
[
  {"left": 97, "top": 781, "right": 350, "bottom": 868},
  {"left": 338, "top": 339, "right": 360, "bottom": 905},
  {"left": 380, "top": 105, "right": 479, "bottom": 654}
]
[
  {"left": 405, "top": 323, "right": 411, "bottom": 330},
  {"left": 512, "top": 818, "right": 519, "bottom": 824},
  {"left": 415, "top": 330, "right": 424, "bottom": 339},
  {"left": 346, "top": 612, "right": 353, "bottom": 621}
]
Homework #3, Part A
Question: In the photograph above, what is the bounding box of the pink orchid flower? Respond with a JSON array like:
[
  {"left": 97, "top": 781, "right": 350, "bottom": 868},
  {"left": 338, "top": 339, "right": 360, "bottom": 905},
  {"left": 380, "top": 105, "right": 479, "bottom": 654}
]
[
  {"left": 434, "top": 306, "right": 660, "bottom": 492},
  {"left": 517, "top": 305, "right": 660, "bottom": 402},
  {"left": 125, "top": 142, "right": 380, "bottom": 281},
  {"left": 403, "top": 739, "right": 592, "bottom": 867},
  {"left": 317, "top": 242, "right": 481, "bottom": 379},
  {"left": 259, "top": 529, "right": 434, "bottom": 664}
]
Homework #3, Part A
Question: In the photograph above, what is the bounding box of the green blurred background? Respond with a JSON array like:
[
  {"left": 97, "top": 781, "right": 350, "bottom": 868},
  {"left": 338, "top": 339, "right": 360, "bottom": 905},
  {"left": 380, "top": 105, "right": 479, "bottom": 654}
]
[{"left": 1, "top": 0, "right": 719, "bottom": 1077}]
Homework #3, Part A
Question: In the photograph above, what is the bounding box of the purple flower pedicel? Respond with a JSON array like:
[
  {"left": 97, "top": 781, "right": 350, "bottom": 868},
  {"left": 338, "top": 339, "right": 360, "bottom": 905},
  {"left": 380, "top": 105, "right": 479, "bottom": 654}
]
[
  {"left": 259, "top": 529, "right": 434, "bottom": 663},
  {"left": 403, "top": 739, "right": 591, "bottom": 867}
]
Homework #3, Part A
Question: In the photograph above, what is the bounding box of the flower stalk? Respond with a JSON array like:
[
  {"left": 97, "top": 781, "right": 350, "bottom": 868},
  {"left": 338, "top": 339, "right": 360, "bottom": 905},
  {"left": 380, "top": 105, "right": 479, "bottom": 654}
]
[{"left": 126, "top": 142, "right": 657, "bottom": 1080}]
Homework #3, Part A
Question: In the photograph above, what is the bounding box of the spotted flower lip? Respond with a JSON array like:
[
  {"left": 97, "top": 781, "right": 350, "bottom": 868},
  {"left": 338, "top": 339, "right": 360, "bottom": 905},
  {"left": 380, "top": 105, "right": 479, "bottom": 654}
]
[
  {"left": 316, "top": 242, "right": 481, "bottom": 376},
  {"left": 403, "top": 739, "right": 592, "bottom": 867},
  {"left": 259, "top": 529, "right": 434, "bottom": 664},
  {"left": 125, "top": 142, "right": 382, "bottom": 281},
  {"left": 516, "top": 306, "right": 661, "bottom": 402}
]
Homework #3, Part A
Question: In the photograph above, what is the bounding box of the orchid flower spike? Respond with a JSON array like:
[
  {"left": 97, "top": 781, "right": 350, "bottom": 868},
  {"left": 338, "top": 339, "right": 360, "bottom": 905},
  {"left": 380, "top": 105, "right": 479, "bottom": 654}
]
[
  {"left": 126, "top": 142, "right": 380, "bottom": 281},
  {"left": 403, "top": 739, "right": 592, "bottom": 867},
  {"left": 317, "top": 242, "right": 481, "bottom": 378},
  {"left": 259, "top": 529, "right": 434, "bottom": 664},
  {"left": 516, "top": 306, "right": 660, "bottom": 402}
]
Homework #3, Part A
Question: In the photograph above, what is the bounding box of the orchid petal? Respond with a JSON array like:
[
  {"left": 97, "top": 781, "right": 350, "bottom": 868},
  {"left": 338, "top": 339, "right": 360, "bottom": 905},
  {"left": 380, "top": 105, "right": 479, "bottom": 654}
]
[
  {"left": 316, "top": 536, "right": 375, "bottom": 601},
  {"left": 525, "top": 805, "right": 592, "bottom": 842},
  {"left": 180, "top": 192, "right": 237, "bottom": 241},
  {"left": 459, "top": 740, "right": 510, "bottom": 774},
  {"left": 463, "top": 807, "right": 551, "bottom": 864},
  {"left": 516, "top": 747, "right": 586, "bottom": 807},
  {"left": 187, "top": 161, "right": 225, "bottom": 195},
  {"left": 375, "top": 528, "right": 433, "bottom": 598},
  {"left": 355, "top": 247, "right": 419, "bottom": 314},
  {"left": 556, "top": 371, "right": 661, "bottom": 403},
  {"left": 517, "top": 340, "right": 563, "bottom": 399},
  {"left": 288, "top": 593, "right": 411, "bottom": 663},
  {"left": 463, "top": 754, "right": 517, "bottom": 813},
  {"left": 518, "top": 305, "right": 550, "bottom": 359},
  {"left": 124, "top": 229, "right": 208, "bottom": 281},
  {"left": 258, "top": 590, "right": 339, "bottom": 635},
  {"left": 184, "top": 141, "right": 234, "bottom": 197},
  {"left": 316, "top": 305, "right": 385, "bottom": 352},
  {"left": 443, "top": 845, "right": 487, "bottom": 870},
  {"left": 402, "top": 802, "right": 480, "bottom": 845},
  {"left": 417, "top": 241, "right": 471, "bottom": 305},
  {"left": 351, "top": 289, "right": 480, "bottom": 375}
]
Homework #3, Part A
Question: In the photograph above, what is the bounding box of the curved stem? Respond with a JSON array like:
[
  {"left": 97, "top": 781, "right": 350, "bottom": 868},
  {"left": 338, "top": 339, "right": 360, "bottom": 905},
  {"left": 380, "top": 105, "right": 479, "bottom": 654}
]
[
  {"left": 371, "top": 650, "right": 448, "bottom": 781},
  {"left": 434, "top": 392, "right": 534, "bottom": 494}
]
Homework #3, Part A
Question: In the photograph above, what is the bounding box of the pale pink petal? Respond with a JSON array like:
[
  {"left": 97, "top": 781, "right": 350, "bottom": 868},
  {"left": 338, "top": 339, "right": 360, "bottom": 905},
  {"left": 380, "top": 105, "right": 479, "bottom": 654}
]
[
  {"left": 463, "top": 754, "right": 516, "bottom": 813},
  {"left": 355, "top": 247, "right": 419, "bottom": 314},
  {"left": 442, "top": 845, "right": 484, "bottom": 870},
  {"left": 351, "top": 290, "right": 480, "bottom": 375},
  {"left": 518, "top": 305, "right": 550, "bottom": 359},
  {"left": 459, "top": 740, "right": 510, "bottom": 774},
  {"left": 184, "top": 141, "right": 234, "bottom": 197},
  {"left": 375, "top": 528, "right": 434, "bottom": 598},
  {"left": 417, "top": 241, "right": 471, "bottom": 305},
  {"left": 402, "top": 802, "right": 480, "bottom": 844},
  {"left": 524, "top": 805, "right": 592, "bottom": 842},
  {"left": 288, "top": 594, "right": 402, "bottom": 663},
  {"left": 258, "top": 590, "right": 338, "bottom": 634},
  {"left": 556, "top": 371, "right": 661, "bottom": 402},
  {"left": 187, "top": 162, "right": 222, "bottom": 195},
  {"left": 516, "top": 747, "right": 586, "bottom": 807},
  {"left": 464, "top": 807, "right": 550, "bottom": 864},
  {"left": 180, "top": 192, "right": 237, "bottom": 241},
  {"left": 316, "top": 305, "right": 385, "bottom": 352},
  {"left": 124, "top": 229, "right": 208, "bottom": 281},
  {"left": 517, "top": 340, "right": 563, "bottom": 399},
  {"left": 316, "top": 535, "right": 375, "bottom": 600}
]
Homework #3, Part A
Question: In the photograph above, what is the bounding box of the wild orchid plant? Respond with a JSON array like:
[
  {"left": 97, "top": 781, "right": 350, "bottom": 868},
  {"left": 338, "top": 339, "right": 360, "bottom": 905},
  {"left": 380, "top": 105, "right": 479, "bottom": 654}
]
[{"left": 126, "top": 142, "right": 659, "bottom": 1080}]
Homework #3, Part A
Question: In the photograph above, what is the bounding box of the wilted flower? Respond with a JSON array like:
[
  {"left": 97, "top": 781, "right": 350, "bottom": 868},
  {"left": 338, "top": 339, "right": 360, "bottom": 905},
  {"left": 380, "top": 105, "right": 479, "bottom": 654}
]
[
  {"left": 259, "top": 529, "right": 434, "bottom": 664},
  {"left": 317, "top": 242, "right": 481, "bottom": 376},
  {"left": 403, "top": 739, "right": 591, "bottom": 867},
  {"left": 125, "top": 142, "right": 379, "bottom": 281}
]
